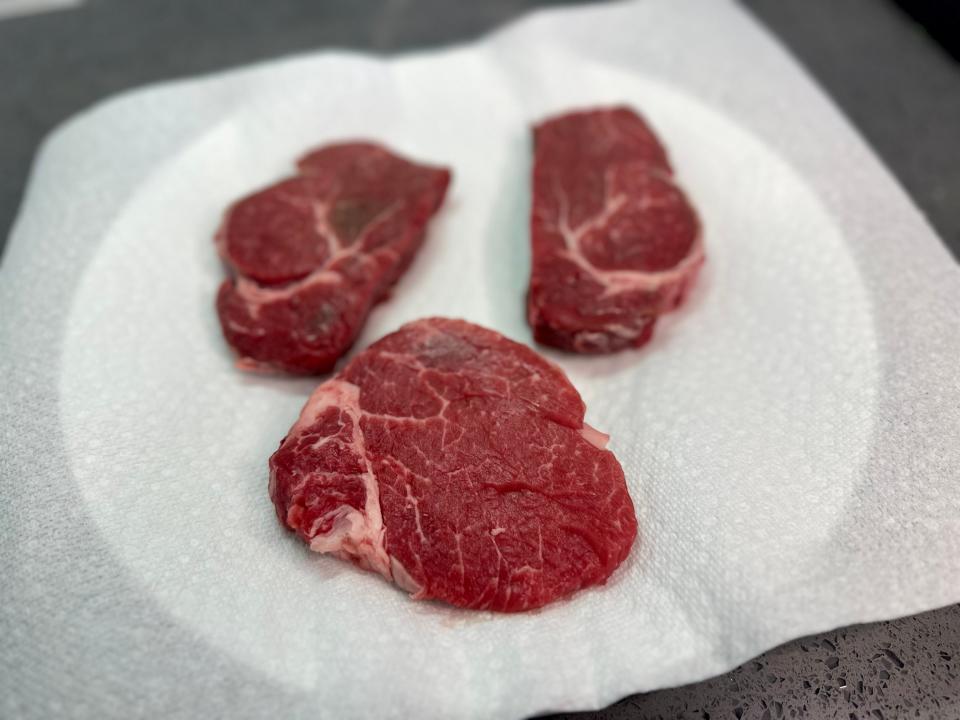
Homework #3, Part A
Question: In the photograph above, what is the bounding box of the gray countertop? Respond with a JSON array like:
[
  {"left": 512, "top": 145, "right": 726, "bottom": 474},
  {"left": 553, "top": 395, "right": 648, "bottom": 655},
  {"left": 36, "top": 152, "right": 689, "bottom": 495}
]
[{"left": 2, "top": 1, "right": 958, "bottom": 717}]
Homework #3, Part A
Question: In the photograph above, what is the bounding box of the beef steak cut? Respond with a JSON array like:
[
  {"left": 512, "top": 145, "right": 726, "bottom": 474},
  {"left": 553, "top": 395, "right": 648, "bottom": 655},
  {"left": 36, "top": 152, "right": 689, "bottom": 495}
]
[
  {"left": 216, "top": 142, "right": 451, "bottom": 374},
  {"left": 527, "top": 106, "right": 704, "bottom": 353},
  {"left": 269, "top": 318, "right": 637, "bottom": 612}
]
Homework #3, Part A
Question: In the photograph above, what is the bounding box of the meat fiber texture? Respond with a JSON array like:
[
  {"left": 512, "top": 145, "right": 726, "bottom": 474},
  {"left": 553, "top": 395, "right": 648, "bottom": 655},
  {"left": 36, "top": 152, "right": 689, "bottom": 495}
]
[
  {"left": 528, "top": 107, "right": 705, "bottom": 353},
  {"left": 269, "top": 318, "right": 638, "bottom": 612},
  {"left": 8, "top": 1, "right": 960, "bottom": 718},
  {"left": 216, "top": 142, "right": 451, "bottom": 374}
]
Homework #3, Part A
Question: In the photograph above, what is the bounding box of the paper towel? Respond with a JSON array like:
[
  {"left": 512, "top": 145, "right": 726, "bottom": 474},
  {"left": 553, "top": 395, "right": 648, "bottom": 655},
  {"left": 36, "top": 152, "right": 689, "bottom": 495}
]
[{"left": 2, "top": 1, "right": 959, "bottom": 718}]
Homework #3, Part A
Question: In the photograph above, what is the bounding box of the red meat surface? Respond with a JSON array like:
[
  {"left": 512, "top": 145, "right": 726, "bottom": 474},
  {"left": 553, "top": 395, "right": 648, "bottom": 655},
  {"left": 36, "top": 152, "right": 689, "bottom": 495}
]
[
  {"left": 216, "top": 142, "right": 451, "bottom": 374},
  {"left": 269, "top": 318, "right": 638, "bottom": 612},
  {"left": 528, "top": 107, "right": 704, "bottom": 353}
]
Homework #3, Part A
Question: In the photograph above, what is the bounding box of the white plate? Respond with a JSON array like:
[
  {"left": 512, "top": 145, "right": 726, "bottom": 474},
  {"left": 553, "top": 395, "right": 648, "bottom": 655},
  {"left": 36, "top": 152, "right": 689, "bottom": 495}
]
[{"left": 3, "top": 2, "right": 959, "bottom": 719}]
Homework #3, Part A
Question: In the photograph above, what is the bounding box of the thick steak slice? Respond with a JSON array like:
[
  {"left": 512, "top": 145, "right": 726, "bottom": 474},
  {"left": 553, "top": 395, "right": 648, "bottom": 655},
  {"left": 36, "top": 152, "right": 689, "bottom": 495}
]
[
  {"left": 528, "top": 107, "right": 704, "bottom": 353},
  {"left": 216, "top": 142, "right": 451, "bottom": 374},
  {"left": 269, "top": 318, "right": 638, "bottom": 612}
]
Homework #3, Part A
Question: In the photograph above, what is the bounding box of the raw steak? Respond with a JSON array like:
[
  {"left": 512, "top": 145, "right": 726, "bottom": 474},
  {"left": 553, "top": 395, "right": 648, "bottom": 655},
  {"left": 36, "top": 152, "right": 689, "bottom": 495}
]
[
  {"left": 269, "top": 318, "right": 637, "bottom": 612},
  {"left": 527, "top": 106, "right": 704, "bottom": 353},
  {"left": 216, "top": 142, "right": 451, "bottom": 374}
]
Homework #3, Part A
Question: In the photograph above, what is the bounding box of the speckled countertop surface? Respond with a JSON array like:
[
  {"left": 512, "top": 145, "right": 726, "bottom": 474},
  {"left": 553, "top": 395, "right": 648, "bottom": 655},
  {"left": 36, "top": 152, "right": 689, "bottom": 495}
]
[
  {"left": 553, "top": 605, "right": 960, "bottom": 719},
  {"left": 2, "top": 1, "right": 958, "bottom": 717}
]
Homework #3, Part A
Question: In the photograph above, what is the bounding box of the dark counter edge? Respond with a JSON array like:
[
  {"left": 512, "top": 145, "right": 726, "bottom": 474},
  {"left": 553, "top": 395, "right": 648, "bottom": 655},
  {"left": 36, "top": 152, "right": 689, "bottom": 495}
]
[
  {"left": 1, "top": 1, "right": 958, "bottom": 719},
  {"left": 547, "top": 602, "right": 960, "bottom": 720},
  {"left": 1, "top": 0, "right": 958, "bottom": 262}
]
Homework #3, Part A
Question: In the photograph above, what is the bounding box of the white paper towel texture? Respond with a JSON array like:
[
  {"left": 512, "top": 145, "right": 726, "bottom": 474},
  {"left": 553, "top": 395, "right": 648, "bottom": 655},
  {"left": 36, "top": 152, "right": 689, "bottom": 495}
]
[{"left": 2, "top": 1, "right": 960, "bottom": 718}]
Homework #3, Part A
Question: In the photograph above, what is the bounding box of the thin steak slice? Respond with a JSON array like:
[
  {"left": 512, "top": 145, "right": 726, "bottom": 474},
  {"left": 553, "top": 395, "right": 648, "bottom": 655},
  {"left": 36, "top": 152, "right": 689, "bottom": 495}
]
[
  {"left": 216, "top": 142, "right": 451, "bottom": 374},
  {"left": 527, "top": 106, "right": 704, "bottom": 353},
  {"left": 269, "top": 317, "right": 638, "bottom": 612}
]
